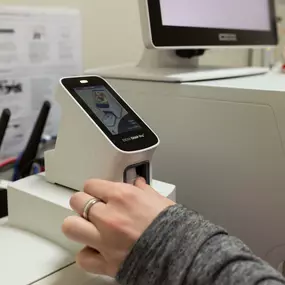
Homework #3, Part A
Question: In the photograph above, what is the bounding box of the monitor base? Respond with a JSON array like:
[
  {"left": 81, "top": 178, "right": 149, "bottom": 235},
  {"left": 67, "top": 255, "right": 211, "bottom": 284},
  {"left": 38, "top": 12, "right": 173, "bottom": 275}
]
[
  {"left": 86, "top": 49, "right": 269, "bottom": 83},
  {"left": 87, "top": 65, "right": 269, "bottom": 83}
]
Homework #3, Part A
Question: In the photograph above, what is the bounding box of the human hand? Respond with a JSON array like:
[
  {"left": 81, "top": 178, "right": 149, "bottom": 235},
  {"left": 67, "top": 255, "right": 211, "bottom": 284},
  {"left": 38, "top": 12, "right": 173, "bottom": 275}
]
[{"left": 62, "top": 178, "right": 175, "bottom": 277}]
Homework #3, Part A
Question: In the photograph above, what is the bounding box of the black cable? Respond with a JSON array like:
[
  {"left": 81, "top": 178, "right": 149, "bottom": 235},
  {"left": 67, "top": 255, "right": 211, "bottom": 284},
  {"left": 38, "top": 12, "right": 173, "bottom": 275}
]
[
  {"left": 0, "top": 109, "right": 11, "bottom": 152},
  {"left": 18, "top": 101, "right": 51, "bottom": 178}
]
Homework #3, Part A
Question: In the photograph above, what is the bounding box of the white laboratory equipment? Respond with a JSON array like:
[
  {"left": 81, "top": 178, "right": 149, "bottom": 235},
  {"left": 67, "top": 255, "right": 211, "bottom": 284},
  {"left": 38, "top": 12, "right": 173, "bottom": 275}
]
[
  {"left": 0, "top": 76, "right": 176, "bottom": 284},
  {"left": 82, "top": 72, "right": 285, "bottom": 271},
  {"left": 84, "top": 0, "right": 285, "bottom": 271},
  {"left": 45, "top": 76, "right": 160, "bottom": 190}
]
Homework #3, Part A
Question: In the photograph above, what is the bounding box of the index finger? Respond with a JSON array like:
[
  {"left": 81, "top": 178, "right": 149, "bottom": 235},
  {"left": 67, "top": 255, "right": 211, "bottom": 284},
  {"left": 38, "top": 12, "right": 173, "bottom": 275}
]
[{"left": 84, "top": 179, "right": 118, "bottom": 202}]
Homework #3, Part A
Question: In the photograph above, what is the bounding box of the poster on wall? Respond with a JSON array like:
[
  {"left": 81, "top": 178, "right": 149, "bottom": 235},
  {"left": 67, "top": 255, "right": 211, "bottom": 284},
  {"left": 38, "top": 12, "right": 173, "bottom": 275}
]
[{"left": 0, "top": 6, "right": 83, "bottom": 158}]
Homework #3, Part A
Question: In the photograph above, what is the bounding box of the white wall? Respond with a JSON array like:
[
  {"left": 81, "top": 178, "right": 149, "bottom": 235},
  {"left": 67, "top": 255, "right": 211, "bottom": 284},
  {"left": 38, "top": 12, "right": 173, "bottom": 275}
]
[
  {"left": 0, "top": 0, "right": 144, "bottom": 69},
  {"left": 0, "top": 0, "right": 284, "bottom": 69}
]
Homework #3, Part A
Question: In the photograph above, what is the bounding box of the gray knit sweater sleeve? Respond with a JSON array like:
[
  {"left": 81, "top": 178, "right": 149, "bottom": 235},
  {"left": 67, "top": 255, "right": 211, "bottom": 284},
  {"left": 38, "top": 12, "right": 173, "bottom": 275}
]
[{"left": 116, "top": 204, "right": 285, "bottom": 285}]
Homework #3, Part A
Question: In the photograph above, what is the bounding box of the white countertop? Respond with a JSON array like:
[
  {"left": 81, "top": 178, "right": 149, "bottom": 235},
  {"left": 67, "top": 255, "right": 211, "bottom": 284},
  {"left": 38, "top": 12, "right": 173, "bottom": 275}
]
[
  {"left": 0, "top": 217, "right": 7, "bottom": 225},
  {"left": 186, "top": 71, "right": 285, "bottom": 92},
  {"left": 0, "top": 217, "right": 117, "bottom": 285}
]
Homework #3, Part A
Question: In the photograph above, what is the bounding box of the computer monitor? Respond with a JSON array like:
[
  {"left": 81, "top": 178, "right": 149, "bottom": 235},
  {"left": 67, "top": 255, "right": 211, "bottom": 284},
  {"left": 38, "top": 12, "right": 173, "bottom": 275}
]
[
  {"left": 140, "top": 0, "right": 277, "bottom": 49},
  {"left": 87, "top": 1, "right": 278, "bottom": 82}
]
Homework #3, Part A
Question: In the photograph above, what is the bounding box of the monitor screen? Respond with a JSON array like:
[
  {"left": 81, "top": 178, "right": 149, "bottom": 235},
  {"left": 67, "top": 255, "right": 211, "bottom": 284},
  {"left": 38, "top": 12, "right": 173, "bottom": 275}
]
[
  {"left": 74, "top": 85, "right": 142, "bottom": 136},
  {"left": 145, "top": 0, "right": 277, "bottom": 47},
  {"left": 160, "top": 0, "right": 271, "bottom": 32}
]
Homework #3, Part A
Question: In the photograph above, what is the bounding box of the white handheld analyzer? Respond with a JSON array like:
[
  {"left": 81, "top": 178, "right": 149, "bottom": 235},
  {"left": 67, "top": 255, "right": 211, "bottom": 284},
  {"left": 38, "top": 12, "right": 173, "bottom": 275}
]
[{"left": 45, "top": 76, "right": 160, "bottom": 191}]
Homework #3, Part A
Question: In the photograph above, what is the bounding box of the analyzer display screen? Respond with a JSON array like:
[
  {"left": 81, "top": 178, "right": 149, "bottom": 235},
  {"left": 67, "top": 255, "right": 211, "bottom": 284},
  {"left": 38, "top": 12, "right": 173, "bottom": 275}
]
[{"left": 74, "top": 86, "right": 142, "bottom": 136}]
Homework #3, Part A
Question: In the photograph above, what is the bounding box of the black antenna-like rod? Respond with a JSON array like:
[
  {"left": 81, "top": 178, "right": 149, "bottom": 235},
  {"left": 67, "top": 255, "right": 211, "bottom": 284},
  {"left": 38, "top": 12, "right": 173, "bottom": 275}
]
[
  {"left": 18, "top": 101, "right": 51, "bottom": 178},
  {"left": 0, "top": 109, "right": 11, "bottom": 152}
]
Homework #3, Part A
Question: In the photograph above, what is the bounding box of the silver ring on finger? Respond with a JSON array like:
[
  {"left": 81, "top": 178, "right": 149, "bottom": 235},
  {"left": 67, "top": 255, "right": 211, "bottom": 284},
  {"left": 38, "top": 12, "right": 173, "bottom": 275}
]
[{"left": 82, "top": 198, "right": 101, "bottom": 221}]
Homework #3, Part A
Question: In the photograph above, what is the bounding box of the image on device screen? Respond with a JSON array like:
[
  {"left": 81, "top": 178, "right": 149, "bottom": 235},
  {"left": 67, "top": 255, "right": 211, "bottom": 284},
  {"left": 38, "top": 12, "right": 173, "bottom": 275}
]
[{"left": 74, "top": 86, "right": 141, "bottom": 135}]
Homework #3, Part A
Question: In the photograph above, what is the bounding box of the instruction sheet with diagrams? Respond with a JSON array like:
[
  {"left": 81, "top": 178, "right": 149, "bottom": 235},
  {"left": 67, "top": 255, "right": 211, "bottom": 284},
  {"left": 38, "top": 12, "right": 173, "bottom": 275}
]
[{"left": 0, "top": 6, "right": 83, "bottom": 158}]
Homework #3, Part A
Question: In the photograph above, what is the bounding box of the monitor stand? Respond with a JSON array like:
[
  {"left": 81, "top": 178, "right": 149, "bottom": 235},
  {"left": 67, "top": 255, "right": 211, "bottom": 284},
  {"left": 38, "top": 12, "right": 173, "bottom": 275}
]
[{"left": 86, "top": 49, "right": 270, "bottom": 83}]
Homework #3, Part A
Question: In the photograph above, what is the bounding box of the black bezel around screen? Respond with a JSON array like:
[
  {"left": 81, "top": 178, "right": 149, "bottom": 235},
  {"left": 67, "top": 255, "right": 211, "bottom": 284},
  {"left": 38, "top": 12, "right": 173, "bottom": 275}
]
[
  {"left": 61, "top": 77, "right": 159, "bottom": 152},
  {"left": 147, "top": 0, "right": 278, "bottom": 47}
]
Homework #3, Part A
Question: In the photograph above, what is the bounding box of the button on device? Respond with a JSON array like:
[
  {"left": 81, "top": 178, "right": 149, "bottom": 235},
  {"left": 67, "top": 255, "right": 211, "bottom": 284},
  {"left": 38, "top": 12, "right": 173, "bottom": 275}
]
[{"left": 123, "top": 162, "right": 150, "bottom": 185}]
